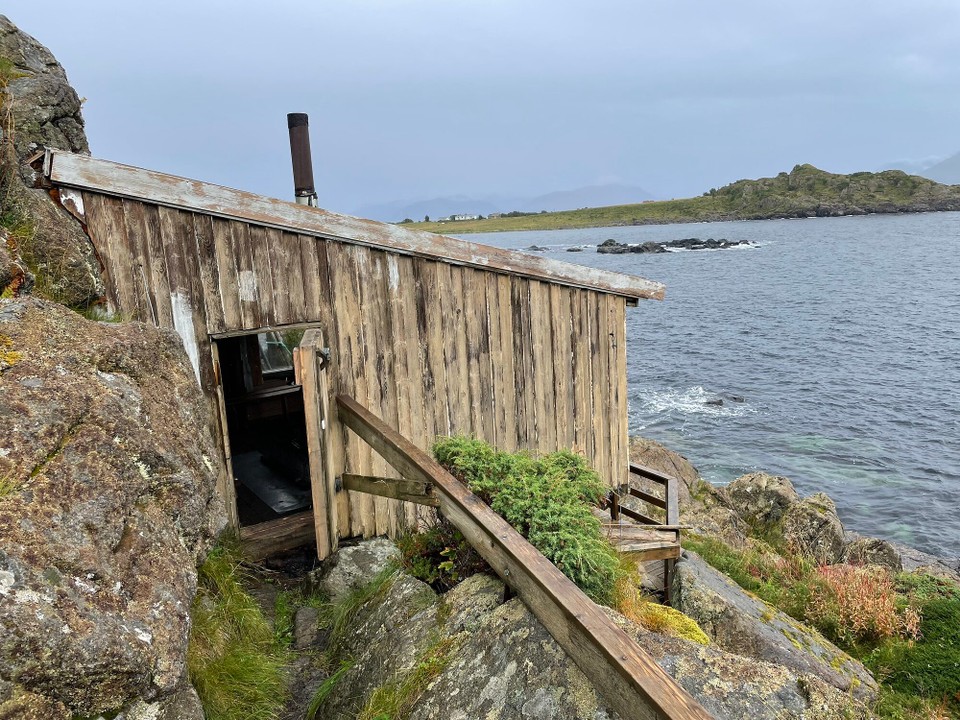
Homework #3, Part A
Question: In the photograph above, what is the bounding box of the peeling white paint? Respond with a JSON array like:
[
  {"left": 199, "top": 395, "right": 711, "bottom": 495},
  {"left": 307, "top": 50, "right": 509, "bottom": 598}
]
[
  {"left": 238, "top": 270, "right": 258, "bottom": 302},
  {"left": 59, "top": 188, "right": 85, "bottom": 218},
  {"left": 387, "top": 255, "right": 400, "bottom": 292},
  {"left": 170, "top": 292, "right": 201, "bottom": 384}
]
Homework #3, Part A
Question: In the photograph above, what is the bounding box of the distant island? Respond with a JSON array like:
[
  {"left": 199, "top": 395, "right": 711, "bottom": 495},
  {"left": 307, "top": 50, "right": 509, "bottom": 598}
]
[{"left": 407, "top": 164, "right": 960, "bottom": 234}]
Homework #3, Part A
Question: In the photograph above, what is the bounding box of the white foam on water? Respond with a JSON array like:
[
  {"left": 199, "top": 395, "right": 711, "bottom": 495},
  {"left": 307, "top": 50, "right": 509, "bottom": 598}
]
[{"left": 638, "top": 385, "right": 755, "bottom": 418}]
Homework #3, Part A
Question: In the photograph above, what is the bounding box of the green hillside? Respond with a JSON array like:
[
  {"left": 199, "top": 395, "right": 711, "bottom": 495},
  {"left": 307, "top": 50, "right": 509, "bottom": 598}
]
[{"left": 409, "top": 165, "right": 960, "bottom": 234}]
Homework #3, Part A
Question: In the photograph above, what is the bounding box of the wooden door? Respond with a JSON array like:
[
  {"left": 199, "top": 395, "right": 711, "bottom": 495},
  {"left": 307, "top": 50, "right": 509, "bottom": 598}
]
[{"left": 295, "top": 329, "right": 338, "bottom": 558}]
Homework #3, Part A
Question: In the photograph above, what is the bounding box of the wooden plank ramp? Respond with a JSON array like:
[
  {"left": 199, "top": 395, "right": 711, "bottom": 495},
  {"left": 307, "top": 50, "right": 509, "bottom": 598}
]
[{"left": 336, "top": 394, "right": 713, "bottom": 720}]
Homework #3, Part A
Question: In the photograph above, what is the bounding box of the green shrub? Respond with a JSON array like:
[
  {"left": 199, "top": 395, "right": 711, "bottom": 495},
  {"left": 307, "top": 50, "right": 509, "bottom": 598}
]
[
  {"left": 397, "top": 521, "right": 487, "bottom": 592},
  {"left": 187, "top": 538, "right": 289, "bottom": 720},
  {"left": 430, "top": 437, "right": 619, "bottom": 604}
]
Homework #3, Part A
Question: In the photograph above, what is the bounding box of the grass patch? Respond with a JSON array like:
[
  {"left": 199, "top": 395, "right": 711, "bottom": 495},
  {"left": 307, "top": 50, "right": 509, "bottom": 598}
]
[
  {"left": 432, "top": 437, "right": 619, "bottom": 604},
  {"left": 187, "top": 537, "right": 289, "bottom": 720}
]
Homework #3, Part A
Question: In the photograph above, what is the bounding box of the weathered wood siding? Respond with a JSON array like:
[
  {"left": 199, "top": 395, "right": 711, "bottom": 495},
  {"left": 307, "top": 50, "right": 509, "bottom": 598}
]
[{"left": 81, "top": 192, "right": 629, "bottom": 540}]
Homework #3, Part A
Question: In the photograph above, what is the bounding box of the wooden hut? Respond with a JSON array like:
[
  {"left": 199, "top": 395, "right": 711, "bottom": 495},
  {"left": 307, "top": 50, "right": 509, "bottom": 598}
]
[{"left": 38, "top": 150, "right": 665, "bottom": 559}]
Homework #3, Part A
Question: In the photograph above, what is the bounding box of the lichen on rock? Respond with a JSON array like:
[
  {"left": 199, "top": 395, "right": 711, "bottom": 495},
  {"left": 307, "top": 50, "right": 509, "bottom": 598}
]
[{"left": 0, "top": 297, "right": 225, "bottom": 715}]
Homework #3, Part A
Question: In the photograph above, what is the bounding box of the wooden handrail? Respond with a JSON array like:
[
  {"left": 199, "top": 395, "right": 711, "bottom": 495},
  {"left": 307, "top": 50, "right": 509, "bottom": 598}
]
[
  {"left": 628, "top": 462, "right": 680, "bottom": 526},
  {"left": 335, "top": 394, "right": 713, "bottom": 720}
]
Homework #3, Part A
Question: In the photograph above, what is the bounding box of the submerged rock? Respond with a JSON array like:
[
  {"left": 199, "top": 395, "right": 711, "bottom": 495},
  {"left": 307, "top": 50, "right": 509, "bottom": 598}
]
[
  {"left": 674, "top": 550, "right": 877, "bottom": 701},
  {"left": 0, "top": 297, "right": 225, "bottom": 716}
]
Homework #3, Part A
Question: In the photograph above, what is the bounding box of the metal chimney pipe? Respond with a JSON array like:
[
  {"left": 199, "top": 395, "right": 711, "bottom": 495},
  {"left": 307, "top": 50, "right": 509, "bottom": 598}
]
[{"left": 287, "top": 113, "right": 318, "bottom": 207}]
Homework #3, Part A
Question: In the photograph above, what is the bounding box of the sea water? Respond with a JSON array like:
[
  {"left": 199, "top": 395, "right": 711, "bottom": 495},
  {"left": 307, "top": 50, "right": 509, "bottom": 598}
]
[{"left": 459, "top": 212, "right": 960, "bottom": 558}]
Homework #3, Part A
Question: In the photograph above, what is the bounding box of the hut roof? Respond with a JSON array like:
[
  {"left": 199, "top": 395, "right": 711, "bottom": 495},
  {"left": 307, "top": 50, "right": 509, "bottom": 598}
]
[{"left": 42, "top": 150, "right": 664, "bottom": 301}]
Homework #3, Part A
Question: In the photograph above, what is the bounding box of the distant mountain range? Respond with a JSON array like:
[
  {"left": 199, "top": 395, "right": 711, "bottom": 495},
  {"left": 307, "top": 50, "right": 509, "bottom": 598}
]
[
  {"left": 351, "top": 183, "right": 655, "bottom": 222},
  {"left": 882, "top": 151, "right": 960, "bottom": 185}
]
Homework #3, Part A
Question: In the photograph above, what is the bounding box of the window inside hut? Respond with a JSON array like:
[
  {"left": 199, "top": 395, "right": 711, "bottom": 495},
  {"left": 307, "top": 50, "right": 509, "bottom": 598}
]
[{"left": 216, "top": 331, "right": 311, "bottom": 526}]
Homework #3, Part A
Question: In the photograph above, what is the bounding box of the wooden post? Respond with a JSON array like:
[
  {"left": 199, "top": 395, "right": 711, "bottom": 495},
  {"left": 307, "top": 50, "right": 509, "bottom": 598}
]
[{"left": 296, "top": 330, "right": 338, "bottom": 558}]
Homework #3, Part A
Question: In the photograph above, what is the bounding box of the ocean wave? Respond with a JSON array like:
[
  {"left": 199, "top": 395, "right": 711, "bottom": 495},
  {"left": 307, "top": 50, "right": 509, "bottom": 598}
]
[{"left": 636, "top": 385, "right": 756, "bottom": 418}]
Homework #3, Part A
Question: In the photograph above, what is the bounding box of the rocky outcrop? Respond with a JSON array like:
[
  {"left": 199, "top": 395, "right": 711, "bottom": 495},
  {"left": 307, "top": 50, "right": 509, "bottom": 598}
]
[
  {"left": 844, "top": 535, "right": 902, "bottom": 572},
  {"left": 312, "top": 540, "right": 867, "bottom": 720},
  {"left": 597, "top": 237, "right": 753, "bottom": 254},
  {"left": 726, "top": 472, "right": 800, "bottom": 529},
  {"left": 310, "top": 537, "right": 400, "bottom": 602},
  {"left": 673, "top": 551, "right": 877, "bottom": 700},
  {"left": 781, "top": 493, "right": 846, "bottom": 564},
  {"left": 0, "top": 15, "right": 102, "bottom": 306},
  {"left": 0, "top": 297, "right": 225, "bottom": 718}
]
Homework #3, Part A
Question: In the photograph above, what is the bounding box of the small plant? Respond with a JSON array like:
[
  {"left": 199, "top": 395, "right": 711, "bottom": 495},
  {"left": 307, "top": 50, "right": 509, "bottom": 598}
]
[
  {"left": 612, "top": 562, "right": 708, "bottom": 645},
  {"left": 806, "top": 565, "right": 921, "bottom": 644},
  {"left": 397, "top": 521, "right": 488, "bottom": 592}
]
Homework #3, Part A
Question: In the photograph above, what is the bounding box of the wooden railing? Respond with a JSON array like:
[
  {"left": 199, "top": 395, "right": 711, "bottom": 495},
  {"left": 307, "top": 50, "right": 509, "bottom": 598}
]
[
  {"left": 609, "top": 462, "right": 680, "bottom": 527},
  {"left": 335, "top": 393, "right": 713, "bottom": 720}
]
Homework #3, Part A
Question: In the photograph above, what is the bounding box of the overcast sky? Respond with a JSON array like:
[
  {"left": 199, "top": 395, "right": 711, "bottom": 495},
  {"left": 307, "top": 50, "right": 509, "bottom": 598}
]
[{"left": 6, "top": 1, "right": 960, "bottom": 213}]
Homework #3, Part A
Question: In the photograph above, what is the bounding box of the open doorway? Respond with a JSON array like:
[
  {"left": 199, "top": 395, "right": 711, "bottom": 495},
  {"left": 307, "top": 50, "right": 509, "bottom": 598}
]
[{"left": 216, "top": 329, "right": 311, "bottom": 527}]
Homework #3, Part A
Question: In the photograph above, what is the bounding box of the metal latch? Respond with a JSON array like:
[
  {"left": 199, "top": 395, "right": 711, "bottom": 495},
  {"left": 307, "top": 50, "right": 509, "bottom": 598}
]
[{"left": 318, "top": 347, "right": 331, "bottom": 371}]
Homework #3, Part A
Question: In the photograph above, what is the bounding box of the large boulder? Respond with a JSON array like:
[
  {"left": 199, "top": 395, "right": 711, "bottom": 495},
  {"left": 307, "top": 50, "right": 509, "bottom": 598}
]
[
  {"left": 726, "top": 472, "right": 800, "bottom": 530},
  {"left": 310, "top": 537, "right": 400, "bottom": 602},
  {"left": 313, "top": 555, "right": 868, "bottom": 719},
  {"left": 0, "top": 15, "right": 103, "bottom": 307},
  {"left": 673, "top": 550, "right": 877, "bottom": 701},
  {"left": 844, "top": 535, "right": 902, "bottom": 572},
  {"left": 781, "top": 493, "right": 845, "bottom": 564},
  {"left": 0, "top": 297, "right": 226, "bottom": 717}
]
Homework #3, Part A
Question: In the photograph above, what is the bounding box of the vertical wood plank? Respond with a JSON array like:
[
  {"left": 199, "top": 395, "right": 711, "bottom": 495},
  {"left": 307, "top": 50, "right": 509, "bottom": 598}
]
[
  {"left": 462, "top": 268, "right": 486, "bottom": 440},
  {"left": 390, "top": 254, "right": 426, "bottom": 530},
  {"left": 611, "top": 296, "right": 629, "bottom": 489},
  {"left": 86, "top": 194, "right": 141, "bottom": 319},
  {"left": 265, "top": 228, "right": 292, "bottom": 325},
  {"left": 140, "top": 204, "right": 174, "bottom": 329},
  {"left": 530, "top": 281, "right": 557, "bottom": 454},
  {"left": 444, "top": 266, "right": 471, "bottom": 436},
  {"left": 358, "top": 250, "right": 396, "bottom": 536},
  {"left": 281, "top": 232, "right": 307, "bottom": 324},
  {"left": 472, "top": 270, "right": 496, "bottom": 447},
  {"left": 121, "top": 199, "right": 160, "bottom": 326},
  {"left": 211, "top": 218, "right": 242, "bottom": 331},
  {"left": 81, "top": 192, "right": 123, "bottom": 314},
  {"left": 192, "top": 213, "right": 226, "bottom": 334},
  {"left": 325, "top": 241, "right": 366, "bottom": 536},
  {"left": 230, "top": 221, "right": 261, "bottom": 330},
  {"left": 511, "top": 277, "right": 536, "bottom": 449},
  {"left": 495, "top": 274, "right": 517, "bottom": 453},
  {"left": 550, "top": 284, "right": 574, "bottom": 451},
  {"left": 413, "top": 259, "right": 450, "bottom": 441},
  {"left": 572, "top": 289, "right": 594, "bottom": 463},
  {"left": 590, "top": 291, "right": 611, "bottom": 485},
  {"left": 248, "top": 225, "right": 275, "bottom": 327},
  {"left": 209, "top": 342, "right": 240, "bottom": 529},
  {"left": 114, "top": 198, "right": 149, "bottom": 322}
]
